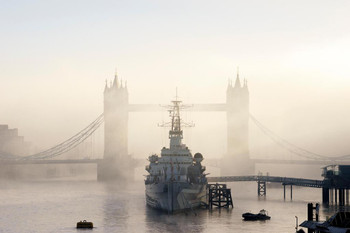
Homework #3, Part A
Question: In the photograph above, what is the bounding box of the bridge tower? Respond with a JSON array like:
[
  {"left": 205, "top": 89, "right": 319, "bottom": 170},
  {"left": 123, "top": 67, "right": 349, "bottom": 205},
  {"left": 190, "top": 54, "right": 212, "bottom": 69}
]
[
  {"left": 97, "top": 73, "right": 131, "bottom": 181},
  {"left": 222, "top": 69, "right": 254, "bottom": 175}
]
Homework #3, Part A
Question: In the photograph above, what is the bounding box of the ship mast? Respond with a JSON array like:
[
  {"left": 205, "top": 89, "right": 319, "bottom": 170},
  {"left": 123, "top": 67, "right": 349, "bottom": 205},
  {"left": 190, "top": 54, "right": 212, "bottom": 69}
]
[
  {"left": 169, "top": 90, "right": 183, "bottom": 148},
  {"left": 159, "top": 89, "right": 194, "bottom": 149}
]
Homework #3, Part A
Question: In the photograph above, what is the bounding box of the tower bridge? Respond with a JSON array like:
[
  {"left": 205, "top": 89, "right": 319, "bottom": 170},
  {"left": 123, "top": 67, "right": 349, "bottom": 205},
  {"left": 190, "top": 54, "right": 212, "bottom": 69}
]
[
  {"left": 98, "top": 71, "right": 251, "bottom": 180},
  {"left": 1, "top": 71, "right": 349, "bottom": 181}
]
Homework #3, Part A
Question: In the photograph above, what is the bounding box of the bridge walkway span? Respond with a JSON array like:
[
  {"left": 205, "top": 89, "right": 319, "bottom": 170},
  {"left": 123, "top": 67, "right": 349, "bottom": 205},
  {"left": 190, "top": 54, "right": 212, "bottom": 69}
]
[{"left": 207, "top": 175, "right": 324, "bottom": 188}]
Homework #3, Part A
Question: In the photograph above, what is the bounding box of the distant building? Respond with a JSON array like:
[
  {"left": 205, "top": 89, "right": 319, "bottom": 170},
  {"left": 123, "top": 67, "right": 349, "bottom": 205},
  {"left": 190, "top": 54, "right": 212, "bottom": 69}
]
[{"left": 0, "top": 125, "right": 31, "bottom": 156}]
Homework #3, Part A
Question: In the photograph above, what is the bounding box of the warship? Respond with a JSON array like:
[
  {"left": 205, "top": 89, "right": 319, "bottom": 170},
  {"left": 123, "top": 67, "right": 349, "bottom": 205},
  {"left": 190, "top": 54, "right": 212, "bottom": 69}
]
[{"left": 145, "top": 97, "right": 207, "bottom": 213}]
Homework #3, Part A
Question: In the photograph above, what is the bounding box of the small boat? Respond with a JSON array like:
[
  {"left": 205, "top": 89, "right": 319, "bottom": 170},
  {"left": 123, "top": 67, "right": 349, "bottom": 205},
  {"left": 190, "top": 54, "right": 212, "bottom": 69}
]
[
  {"left": 242, "top": 209, "right": 271, "bottom": 221},
  {"left": 76, "top": 220, "right": 93, "bottom": 229}
]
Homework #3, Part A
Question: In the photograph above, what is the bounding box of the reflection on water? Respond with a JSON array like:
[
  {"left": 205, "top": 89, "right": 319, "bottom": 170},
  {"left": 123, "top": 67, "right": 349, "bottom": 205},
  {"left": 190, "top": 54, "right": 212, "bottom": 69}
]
[
  {"left": 145, "top": 207, "right": 207, "bottom": 233},
  {"left": 0, "top": 179, "right": 344, "bottom": 233}
]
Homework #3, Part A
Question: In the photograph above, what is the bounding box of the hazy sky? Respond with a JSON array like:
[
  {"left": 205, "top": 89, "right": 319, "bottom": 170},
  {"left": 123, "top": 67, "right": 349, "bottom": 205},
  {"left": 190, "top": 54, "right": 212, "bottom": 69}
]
[{"left": 1, "top": 0, "right": 350, "bottom": 159}]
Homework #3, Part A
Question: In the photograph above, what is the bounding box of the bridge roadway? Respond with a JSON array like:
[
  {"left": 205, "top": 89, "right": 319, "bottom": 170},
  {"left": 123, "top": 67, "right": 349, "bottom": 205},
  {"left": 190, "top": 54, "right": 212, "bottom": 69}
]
[
  {"left": 2, "top": 157, "right": 349, "bottom": 167},
  {"left": 0, "top": 159, "right": 102, "bottom": 165},
  {"left": 0, "top": 158, "right": 146, "bottom": 167},
  {"left": 207, "top": 175, "right": 324, "bottom": 188},
  {"left": 0, "top": 159, "right": 326, "bottom": 189}
]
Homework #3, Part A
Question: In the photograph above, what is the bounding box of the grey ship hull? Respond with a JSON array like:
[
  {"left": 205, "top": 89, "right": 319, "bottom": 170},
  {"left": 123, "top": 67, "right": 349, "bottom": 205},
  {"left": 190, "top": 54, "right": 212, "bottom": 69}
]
[{"left": 145, "top": 182, "right": 206, "bottom": 213}]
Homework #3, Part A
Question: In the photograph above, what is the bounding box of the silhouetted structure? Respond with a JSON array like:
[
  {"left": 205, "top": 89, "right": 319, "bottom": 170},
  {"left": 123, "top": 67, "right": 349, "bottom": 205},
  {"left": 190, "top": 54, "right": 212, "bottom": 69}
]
[
  {"left": 207, "top": 183, "right": 233, "bottom": 208},
  {"left": 322, "top": 165, "right": 350, "bottom": 205}
]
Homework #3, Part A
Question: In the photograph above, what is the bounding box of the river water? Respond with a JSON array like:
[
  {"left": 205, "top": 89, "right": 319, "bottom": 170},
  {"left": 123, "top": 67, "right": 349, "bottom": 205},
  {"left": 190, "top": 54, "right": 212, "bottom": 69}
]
[{"left": 0, "top": 177, "right": 347, "bottom": 233}]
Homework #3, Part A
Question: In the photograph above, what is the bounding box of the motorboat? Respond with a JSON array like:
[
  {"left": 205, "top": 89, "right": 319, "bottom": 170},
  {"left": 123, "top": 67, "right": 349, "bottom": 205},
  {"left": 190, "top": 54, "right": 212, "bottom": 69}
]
[{"left": 242, "top": 209, "right": 271, "bottom": 221}]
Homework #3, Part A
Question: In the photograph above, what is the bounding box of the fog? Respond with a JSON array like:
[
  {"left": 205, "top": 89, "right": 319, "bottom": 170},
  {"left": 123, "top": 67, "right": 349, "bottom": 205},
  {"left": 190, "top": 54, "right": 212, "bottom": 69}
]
[{"left": 1, "top": 0, "right": 350, "bottom": 179}]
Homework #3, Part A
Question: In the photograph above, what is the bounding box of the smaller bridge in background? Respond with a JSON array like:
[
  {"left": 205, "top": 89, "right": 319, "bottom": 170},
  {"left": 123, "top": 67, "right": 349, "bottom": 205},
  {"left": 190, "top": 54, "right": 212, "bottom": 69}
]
[
  {"left": 207, "top": 175, "right": 324, "bottom": 188},
  {"left": 253, "top": 159, "right": 350, "bottom": 166},
  {"left": 207, "top": 175, "right": 325, "bottom": 202}
]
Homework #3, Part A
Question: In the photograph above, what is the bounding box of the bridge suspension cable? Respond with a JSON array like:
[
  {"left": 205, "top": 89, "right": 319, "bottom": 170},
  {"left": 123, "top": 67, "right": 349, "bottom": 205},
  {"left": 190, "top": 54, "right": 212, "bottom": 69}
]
[
  {"left": 7, "top": 114, "right": 105, "bottom": 160},
  {"left": 250, "top": 114, "right": 347, "bottom": 161}
]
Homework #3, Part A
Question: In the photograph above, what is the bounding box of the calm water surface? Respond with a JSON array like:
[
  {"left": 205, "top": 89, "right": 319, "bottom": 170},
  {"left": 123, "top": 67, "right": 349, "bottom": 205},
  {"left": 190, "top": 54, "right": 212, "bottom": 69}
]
[{"left": 0, "top": 178, "right": 346, "bottom": 233}]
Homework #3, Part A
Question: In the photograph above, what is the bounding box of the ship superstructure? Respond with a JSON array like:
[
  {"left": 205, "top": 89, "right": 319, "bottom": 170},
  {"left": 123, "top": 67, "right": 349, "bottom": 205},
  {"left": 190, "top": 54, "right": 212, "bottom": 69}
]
[{"left": 145, "top": 97, "right": 207, "bottom": 212}]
